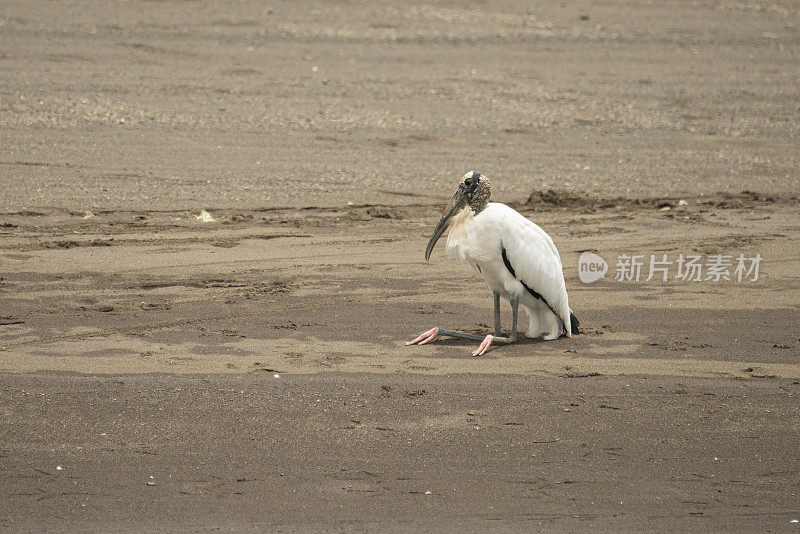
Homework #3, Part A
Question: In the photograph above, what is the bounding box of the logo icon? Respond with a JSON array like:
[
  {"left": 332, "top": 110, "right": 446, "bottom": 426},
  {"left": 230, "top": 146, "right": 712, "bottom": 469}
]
[{"left": 578, "top": 252, "right": 608, "bottom": 284}]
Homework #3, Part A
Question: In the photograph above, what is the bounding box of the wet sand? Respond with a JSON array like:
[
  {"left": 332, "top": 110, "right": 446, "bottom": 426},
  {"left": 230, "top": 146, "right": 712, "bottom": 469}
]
[{"left": 1, "top": 1, "right": 800, "bottom": 531}]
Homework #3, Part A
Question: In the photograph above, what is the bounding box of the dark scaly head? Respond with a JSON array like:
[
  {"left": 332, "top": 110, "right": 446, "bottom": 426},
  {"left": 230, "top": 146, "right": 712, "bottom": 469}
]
[{"left": 425, "top": 171, "right": 492, "bottom": 260}]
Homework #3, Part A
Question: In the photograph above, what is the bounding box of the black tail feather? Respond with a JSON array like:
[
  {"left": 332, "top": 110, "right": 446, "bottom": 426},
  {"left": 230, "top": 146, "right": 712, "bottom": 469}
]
[{"left": 570, "top": 312, "right": 580, "bottom": 335}]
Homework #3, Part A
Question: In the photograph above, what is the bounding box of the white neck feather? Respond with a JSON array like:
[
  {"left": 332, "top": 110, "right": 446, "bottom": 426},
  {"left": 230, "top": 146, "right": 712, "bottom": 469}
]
[{"left": 445, "top": 207, "right": 475, "bottom": 262}]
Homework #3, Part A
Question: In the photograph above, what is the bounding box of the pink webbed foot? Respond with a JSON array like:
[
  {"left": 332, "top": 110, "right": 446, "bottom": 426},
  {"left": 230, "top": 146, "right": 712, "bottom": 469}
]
[
  {"left": 472, "top": 334, "right": 494, "bottom": 356},
  {"left": 406, "top": 327, "right": 440, "bottom": 346}
]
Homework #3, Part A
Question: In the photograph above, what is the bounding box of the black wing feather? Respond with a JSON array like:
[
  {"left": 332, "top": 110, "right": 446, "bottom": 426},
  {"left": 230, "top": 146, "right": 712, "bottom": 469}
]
[{"left": 501, "top": 245, "right": 560, "bottom": 320}]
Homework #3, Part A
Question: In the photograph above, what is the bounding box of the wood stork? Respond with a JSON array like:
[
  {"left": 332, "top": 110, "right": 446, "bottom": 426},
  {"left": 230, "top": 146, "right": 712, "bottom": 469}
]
[{"left": 407, "top": 171, "right": 579, "bottom": 356}]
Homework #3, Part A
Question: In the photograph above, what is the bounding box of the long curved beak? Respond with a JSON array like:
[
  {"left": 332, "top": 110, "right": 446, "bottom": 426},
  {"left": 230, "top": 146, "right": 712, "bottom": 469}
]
[{"left": 425, "top": 187, "right": 465, "bottom": 261}]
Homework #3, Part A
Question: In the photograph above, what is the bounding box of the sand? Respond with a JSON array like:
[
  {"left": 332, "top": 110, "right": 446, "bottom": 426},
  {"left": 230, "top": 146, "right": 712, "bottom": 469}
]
[{"left": 1, "top": 1, "right": 799, "bottom": 531}]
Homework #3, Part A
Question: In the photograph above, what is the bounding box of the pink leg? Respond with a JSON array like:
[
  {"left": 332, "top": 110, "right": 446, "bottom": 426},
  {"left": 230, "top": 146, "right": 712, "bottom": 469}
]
[
  {"left": 406, "top": 327, "right": 440, "bottom": 346},
  {"left": 472, "top": 334, "right": 494, "bottom": 356}
]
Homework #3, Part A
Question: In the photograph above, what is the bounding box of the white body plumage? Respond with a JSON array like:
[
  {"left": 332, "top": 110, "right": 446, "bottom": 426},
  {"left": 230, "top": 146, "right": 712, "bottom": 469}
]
[{"left": 445, "top": 202, "right": 573, "bottom": 339}]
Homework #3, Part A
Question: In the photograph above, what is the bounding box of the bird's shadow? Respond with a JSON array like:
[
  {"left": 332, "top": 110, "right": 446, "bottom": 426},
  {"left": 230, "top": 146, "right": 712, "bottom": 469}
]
[{"left": 425, "top": 333, "right": 554, "bottom": 357}]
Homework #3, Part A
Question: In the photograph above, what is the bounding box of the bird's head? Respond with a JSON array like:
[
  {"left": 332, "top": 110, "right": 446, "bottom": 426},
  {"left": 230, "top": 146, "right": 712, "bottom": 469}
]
[{"left": 425, "top": 171, "right": 492, "bottom": 261}]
